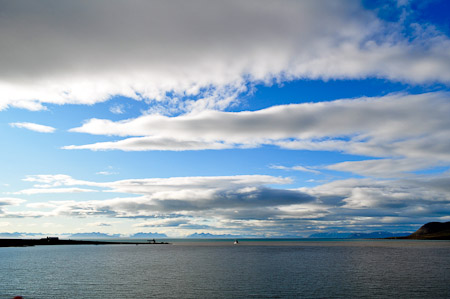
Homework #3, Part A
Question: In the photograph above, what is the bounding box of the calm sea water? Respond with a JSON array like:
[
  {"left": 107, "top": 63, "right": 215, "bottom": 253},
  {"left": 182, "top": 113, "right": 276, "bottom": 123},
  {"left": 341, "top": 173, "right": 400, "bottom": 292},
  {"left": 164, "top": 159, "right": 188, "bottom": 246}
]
[{"left": 1, "top": 239, "right": 449, "bottom": 298}]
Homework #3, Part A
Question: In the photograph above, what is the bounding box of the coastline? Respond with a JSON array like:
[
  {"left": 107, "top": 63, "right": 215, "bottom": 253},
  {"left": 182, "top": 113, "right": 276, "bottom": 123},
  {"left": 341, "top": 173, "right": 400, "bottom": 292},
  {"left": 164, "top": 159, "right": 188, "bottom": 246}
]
[{"left": 2, "top": 237, "right": 450, "bottom": 248}]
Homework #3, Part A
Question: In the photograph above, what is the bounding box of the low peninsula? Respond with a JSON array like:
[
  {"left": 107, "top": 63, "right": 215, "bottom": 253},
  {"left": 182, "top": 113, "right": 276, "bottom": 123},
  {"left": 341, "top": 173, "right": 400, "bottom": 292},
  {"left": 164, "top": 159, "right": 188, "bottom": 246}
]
[
  {"left": 0, "top": 237, "right": 170, "bottom": 247},
  {"left": 388, "top": 221, "right": 450, "bottom": 240}
]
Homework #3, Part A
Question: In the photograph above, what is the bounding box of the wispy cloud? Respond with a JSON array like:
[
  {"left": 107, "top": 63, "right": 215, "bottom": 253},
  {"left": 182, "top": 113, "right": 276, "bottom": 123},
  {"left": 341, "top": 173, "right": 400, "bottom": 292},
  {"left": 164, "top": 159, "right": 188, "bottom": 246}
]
[
  {"left": 270, "top": 165, "right": 321, "bottom": 175},
  {"left": 96, "top": 171, "right": 118, "bottom": 176},
  {"left": 96, "top": 166, "right": 119, "bottom": 176},
  {"left": 87, "top": 222, "right": 115, "bottom": 227},
  {"left": 9, "top": 122, "right": 56, "bottom": 133},
  {"left": 109, "top": 104, "right": 125, "bottom": 115}
]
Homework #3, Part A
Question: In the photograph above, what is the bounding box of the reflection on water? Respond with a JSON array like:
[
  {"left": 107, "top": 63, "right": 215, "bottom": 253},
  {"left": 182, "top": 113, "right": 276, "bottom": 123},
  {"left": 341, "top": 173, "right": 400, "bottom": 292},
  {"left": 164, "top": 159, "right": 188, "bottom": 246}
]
[{"left": 1, "top": 240, "right": 449, "bottom": 298}]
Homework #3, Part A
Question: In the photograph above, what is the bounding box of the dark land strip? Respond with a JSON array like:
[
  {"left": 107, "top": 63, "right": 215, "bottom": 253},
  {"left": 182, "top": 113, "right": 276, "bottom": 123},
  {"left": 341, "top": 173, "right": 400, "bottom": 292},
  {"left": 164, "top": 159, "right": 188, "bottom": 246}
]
[{"left": 0, "top": 237, "right": 170, "bottom": 247}]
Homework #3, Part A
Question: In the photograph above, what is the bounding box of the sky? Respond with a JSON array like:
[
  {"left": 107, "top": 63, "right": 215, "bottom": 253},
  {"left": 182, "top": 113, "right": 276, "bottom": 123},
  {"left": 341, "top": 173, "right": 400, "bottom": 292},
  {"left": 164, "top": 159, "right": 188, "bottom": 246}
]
[{"left": 1, "top": 0, "right": 450, "bottom": 238}]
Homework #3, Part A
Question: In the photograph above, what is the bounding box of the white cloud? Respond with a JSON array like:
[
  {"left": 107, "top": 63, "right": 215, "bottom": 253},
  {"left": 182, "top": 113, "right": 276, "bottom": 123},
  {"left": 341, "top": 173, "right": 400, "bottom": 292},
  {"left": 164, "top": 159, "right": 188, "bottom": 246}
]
[
  {"left": 0, "top": 1, "right": 449, "bottom": 112},
  {"left": 9, "top": 122, "right": 56, "bottom": 133},
  {"left": 67, "top": 92, "right": 449, "bottom": 145},
  {"left": 64, "top": 136, "right": 234, "bottom": 151},
  {"left": 65, "top": 93, "right": 450, "bottom": 175}
]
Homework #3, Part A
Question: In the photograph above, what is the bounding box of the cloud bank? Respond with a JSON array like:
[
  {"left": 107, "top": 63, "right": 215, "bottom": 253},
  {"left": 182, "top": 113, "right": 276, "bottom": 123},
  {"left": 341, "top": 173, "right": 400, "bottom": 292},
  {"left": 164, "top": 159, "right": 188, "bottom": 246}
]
[
  {"left": 1, "top": 0, "right": 449, "bottom": 112},
  {"left": 3, "top": 173, "right": 450, "bottom": 236},
  {"left": 12, "top": 174, "right": 309, "bottom": 219}
]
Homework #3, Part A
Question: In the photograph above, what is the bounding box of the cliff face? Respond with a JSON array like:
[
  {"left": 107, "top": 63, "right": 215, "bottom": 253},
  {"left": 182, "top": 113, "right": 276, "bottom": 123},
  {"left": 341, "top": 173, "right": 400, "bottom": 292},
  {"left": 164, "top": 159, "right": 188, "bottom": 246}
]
[{"left": 406, "top": 222, "right": 450, "bottom": 240}]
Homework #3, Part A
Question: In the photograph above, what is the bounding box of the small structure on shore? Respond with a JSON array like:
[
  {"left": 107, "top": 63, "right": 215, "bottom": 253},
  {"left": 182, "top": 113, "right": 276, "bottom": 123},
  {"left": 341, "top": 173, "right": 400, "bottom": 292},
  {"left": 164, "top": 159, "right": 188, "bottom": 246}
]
[{"left": 42, "top": 237, "right": 59, "bottom": 243}]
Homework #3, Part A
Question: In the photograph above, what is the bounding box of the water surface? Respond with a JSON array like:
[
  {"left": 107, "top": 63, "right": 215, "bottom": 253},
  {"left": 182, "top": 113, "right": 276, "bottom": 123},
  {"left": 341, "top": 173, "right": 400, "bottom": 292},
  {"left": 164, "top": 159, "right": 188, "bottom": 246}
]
[{"left": 1, "top": 239, "right": 449, "bottom": 298}]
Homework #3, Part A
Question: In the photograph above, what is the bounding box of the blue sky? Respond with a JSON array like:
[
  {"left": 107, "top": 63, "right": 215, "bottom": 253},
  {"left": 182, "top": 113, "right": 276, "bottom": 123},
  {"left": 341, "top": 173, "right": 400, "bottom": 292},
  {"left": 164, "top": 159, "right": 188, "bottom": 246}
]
[{"left": 1, "top": 0, "right": 450, "bottom": 237}]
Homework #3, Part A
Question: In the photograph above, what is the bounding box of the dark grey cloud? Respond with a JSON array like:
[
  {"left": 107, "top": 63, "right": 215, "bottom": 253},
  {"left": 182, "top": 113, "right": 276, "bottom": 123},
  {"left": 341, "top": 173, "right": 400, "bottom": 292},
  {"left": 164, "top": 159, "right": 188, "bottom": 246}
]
[{"left": 55, "top": 187, "right": 313, "bottom": 218}]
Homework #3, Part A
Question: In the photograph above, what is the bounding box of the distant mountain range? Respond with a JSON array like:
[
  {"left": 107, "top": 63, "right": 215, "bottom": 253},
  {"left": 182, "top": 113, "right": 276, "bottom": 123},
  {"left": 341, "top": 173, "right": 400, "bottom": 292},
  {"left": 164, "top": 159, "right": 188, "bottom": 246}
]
[
  {"left": 187, "top": 233, "right": 242, "bottom": 238},
  {"left": 1, "top": 222, "right": 449, "bottom": 240},
  {"left": 0, "top": 232, "right": 30, "bottom": 238},
  {"left": 129, "top": 232, "right": 168, "bottom": 238},
  {"left": 0, "top": 232, "right": 46, "bottom": 238},
  {"left": 308, "top": 232, "right": 410, "bottom": 239},
  {"left": 69, "top": 232, "right": 122, "bottom": 238}
]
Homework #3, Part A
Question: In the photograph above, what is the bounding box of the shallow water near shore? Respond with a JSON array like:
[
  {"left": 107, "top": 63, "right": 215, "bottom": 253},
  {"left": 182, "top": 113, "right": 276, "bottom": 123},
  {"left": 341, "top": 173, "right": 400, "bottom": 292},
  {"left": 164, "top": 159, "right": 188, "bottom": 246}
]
[{"left": 1, "top": 239, "right": 449, "bottom": 298}]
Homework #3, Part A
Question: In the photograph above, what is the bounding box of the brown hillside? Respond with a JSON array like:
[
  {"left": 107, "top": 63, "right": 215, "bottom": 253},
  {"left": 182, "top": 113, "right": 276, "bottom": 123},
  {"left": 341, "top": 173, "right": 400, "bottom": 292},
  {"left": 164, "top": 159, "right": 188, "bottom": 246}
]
[{"left": 405, "top": 221, "right": 450, "bottom": 240}]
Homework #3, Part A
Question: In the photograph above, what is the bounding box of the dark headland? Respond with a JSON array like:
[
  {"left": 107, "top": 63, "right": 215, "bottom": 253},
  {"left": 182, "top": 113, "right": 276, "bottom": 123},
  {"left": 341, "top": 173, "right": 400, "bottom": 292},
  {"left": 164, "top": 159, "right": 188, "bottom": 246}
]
[
  {"left": 0, "top": 237, "right": 169, "bottom": 247},
  {"left": 387, "top": 221, "right": 450, "bottom": 240}
]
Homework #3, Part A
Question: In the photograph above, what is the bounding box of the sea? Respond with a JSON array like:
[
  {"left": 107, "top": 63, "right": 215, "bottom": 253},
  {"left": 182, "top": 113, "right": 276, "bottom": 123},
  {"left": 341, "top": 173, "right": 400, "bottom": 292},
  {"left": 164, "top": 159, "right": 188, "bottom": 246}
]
[{"left": 1, "top": 239, "right": 450, "bottom": 298}]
